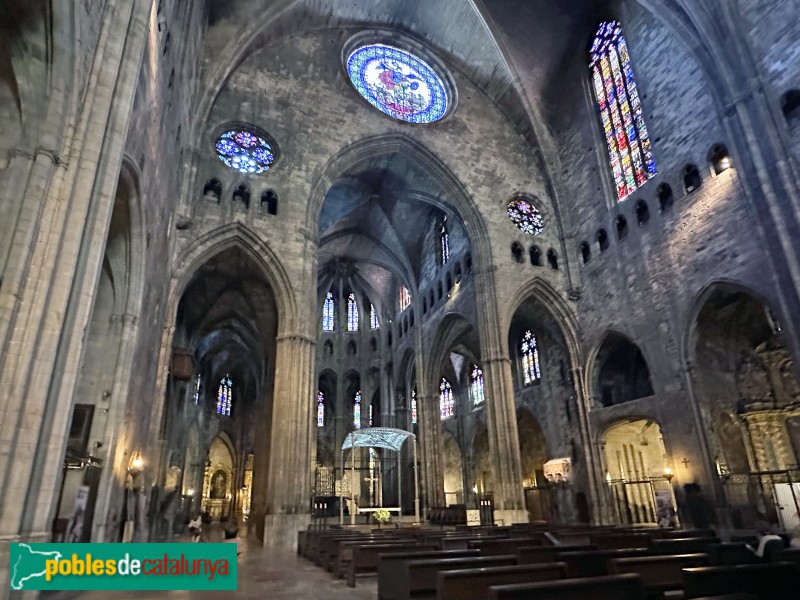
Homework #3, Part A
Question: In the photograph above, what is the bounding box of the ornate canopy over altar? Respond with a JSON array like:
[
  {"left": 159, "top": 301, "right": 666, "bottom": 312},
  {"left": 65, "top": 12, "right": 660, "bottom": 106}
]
[{"left": 341, "top": 427, "right": 415, "bottom": 452}]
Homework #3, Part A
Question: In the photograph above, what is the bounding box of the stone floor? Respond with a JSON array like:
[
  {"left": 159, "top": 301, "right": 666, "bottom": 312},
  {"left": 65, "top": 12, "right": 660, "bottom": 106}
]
[{"left": 49, "top": 542, "right": 377, "bottom": 600}]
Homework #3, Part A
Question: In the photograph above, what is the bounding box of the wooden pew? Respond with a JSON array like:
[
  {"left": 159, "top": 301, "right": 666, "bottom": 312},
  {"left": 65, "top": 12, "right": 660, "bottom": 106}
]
[
  {"left": 324, "top": 534, "right": 397, "bottom": 570},
  {"left": 440, "top": 535, "right": 505, "bottom": 551},
  {"left": 549, "top": 530, "right": 593, "bottom": 545},
  {"left": 469, "top": 537, "right": 542, "bottom": 556},
  {"left": 650, "top": 537, "right": 720, "bottom": 555},
  {"left": 592, "top": 532, "right": 653, "bottom": 550},
  {"left": 487, "top": 573, "right": 646, "bottom": 600},
  {"left": 346, "top": 542, "right": 437, "bottom": 587},
  {"left": 706, "top": 543, "right": 761, "bottom": 565},
  {"left": 516, "top": 544, "right": 596, "bottom": 564},
  {"left": 559, "top": 548, "right": 650, "bottom": 578},
  {"left": 609, "top": 553, "right": 710, "bottom": 597},
  {"left": 337, "top": 541, "right": 429, "bottom": 579},
  {"left": 682, "top": 562, "right": 800, "bottom": 599},
  {"left": 436, "top": 562, "right": 567, "bottom": 600},
  {"left": 689, "top": 596, "right": 758, "bottom": 600},
  {"left": 403, "top": 555, "right": 517, "bottom": 600},
  {"left": 378, "top": 550, "right": 480, "bottom": 600},
  {"left": 777, "top": 547, "right": 800, "bottom": 566}
]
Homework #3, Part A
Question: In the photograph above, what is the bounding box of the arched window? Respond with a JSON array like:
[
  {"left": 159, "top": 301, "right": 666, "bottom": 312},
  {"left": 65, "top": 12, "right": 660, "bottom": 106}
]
[
  {"left": 440, "top": 378, "right": 454, "bottom": 419},
  {"left": 317, "top": 391, "right": 325, "bottom": 427},
  {"left": 411, "top": 388, "right": 417, "bottom": 425},
  {"left": 217, "top": 374, "right": 233, "bottom": 416},
  {"left": 347, "top": 293, "right": 359, "bottom": 332},
  {"left": 400, "top": 286, "right": 411, "bottom": 311},
  {"left": 322, "top": 291, "right": 335, "bottom": 331},
  {"left": 370, "top": 304, "right": 380, "bottom": 330},
  {"left": 353, "top": 391, "right": 362, "bottom": 429},
  {"left": 440, "top": 216, "right": 450, "bottom": 265},
  {"left": 470, "top": 365, "right": 485, "bottom": 406},
  {"left": 590, "top": 21, "right": 657, "bottom": 202},
  {"left": 521, "top": 331, "right": 542, "bottom": 384}
]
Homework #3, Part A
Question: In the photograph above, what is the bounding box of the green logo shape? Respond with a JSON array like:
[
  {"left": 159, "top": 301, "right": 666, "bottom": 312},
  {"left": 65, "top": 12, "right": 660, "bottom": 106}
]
[{"left": 9, "top": 543, "right": 238, "bottom": 590}]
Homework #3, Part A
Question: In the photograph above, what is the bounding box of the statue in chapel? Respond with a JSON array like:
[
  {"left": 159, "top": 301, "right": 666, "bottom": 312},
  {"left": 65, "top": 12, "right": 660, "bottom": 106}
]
[
  {"left": 735, "top": 349, "right": 773, "bottom": 405},
  {"left": 754, "top": 341, "right": 800, "bottom": 407},
  {"left": 210, "top": 470, "right": 228, "bottom": 499}
]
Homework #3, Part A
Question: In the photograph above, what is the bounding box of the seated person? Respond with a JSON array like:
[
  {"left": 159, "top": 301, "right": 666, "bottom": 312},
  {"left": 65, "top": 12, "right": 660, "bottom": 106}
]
[{"left": 746, "top": 521, "right": 785, "bottom": 559}]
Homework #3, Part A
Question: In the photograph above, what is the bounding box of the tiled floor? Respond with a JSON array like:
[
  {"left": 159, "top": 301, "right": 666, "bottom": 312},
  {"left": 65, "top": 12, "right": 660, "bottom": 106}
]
[{"left": 50, "top": 543, "right": 377, "bottom": 599}]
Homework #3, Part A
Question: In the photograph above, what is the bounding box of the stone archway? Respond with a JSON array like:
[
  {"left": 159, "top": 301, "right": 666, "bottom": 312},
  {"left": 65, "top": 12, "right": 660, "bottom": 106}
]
[
  {"left": 687, "top": 282, "right": 800, "bottom": 528},
  {"left": 602, "top": 418, "right": 675, "bottom": 526}
]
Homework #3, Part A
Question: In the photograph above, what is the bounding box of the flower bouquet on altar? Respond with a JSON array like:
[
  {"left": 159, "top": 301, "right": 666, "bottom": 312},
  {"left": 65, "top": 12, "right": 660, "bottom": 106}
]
[{"left": 373, "top": 508, "right": 391, "bottom": 528}]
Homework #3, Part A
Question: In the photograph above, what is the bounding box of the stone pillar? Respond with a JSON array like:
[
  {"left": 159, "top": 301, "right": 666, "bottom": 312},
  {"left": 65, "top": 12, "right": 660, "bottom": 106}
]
[
  {"left": 417, "top": 393, "right": 445, "bottom": 514},
  {"left": 259, "top": 333, "right": 315, "bottom": 550},
  {"left": 472, "top": 266, "right": 526, "bottom": 524},
  {"left": 0, "top": 3, "right": 149, "bottom": 591}
]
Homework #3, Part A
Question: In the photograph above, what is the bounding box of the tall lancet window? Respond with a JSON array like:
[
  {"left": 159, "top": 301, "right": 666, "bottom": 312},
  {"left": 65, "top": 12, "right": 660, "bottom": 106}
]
[
  {"left": 399, "top": 286, "right": 411, "bottom": 311},
  {"left": 370, "top": 304, "right": 380, "bottom": 330},
  {"left": 353, "top": 390, "right": 362, "bottom": 429},
  {"left": 411, "top": 388, "right": 417, "bottom": 425},
  {"left": 217, "top": 374, "right": 233, "bottom": 416},
  {"left": 521, "top": 330, "right": 542, "bottom": 385},
  {"left": 369, "top": 403, "right": 374, "bottom": 426},
  {"left": 440, "top": 378, "right": 454, "bottom": 419},
  {"left": 590, "top": 21, "right": 656, "bottom": 202},
  {"left": 322, "top": 291, "right": 335, "bottom": 331},
  {"left": 470, "top": 365, "right": 485, "bottom": 406},
  {"left": 347, "top": 293, "right": 359, "bottom": 332},
  {"left": 440, "top": 216, "right": 450, "bottom": 265},
  {"left": 317, "top": 391, "right": 325, "bottom": 427}
]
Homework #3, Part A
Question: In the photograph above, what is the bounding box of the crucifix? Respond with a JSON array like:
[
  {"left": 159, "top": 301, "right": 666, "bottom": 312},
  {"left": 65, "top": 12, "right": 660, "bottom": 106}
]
[{"left": 681, "top": 458, "right": 691, "bottom": 469}]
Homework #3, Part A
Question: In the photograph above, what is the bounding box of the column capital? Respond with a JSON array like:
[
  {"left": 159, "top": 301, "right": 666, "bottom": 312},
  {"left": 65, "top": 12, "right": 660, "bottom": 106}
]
[
  {"left": 276, "top": 332, "right": 317, "bottom": 345},
  {"left": 13, "top": 145, "right": 66, "bottom": 168}
]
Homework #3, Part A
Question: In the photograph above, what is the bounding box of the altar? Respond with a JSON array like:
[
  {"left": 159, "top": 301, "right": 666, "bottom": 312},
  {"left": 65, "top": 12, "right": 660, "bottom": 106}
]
[{"left": 340, "top": 427, "right": 420, "bottom": 525}]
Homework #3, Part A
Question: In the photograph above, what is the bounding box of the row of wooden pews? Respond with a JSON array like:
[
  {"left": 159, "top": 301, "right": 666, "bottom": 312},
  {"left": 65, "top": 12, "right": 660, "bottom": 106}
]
[{"left": 297, "top": 523, "right": 800, "bottom": 599}]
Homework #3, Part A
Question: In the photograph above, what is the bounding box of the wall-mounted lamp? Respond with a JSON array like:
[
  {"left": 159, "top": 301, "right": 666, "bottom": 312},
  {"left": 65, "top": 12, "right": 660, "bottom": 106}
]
[
  {"left": 127, "top": 451, "right": 144, "bottom": 475},
  {"left": 663, "top": 467, "right": 674, "bottom": 483},
  {"left": 186, "top": 488, "right": 195, "bottom": 496}
]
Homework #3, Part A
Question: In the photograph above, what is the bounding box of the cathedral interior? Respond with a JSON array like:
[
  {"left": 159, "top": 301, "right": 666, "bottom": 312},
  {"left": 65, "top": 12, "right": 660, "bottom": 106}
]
[{"left": 1, "top": 0, "right": 800, "bottom": 592}]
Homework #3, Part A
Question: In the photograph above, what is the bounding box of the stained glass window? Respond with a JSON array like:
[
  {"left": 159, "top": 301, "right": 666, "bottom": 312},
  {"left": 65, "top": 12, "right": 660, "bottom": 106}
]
[
  {"left": 217, "top": 374, "right": 232, "bottom": 416},
  {"left": 400, "top": 286, "right": 411, "bottom": 312},
  {"left": 521, "top": 330, "right": 542, "bottom": 385},
  {"left": 411, "top": 388, "right": 417, "bottom": 425},
  {"left": 440, "top": 378, "right": 454, "bottom": 419},
  {"left": 369, "top": 403, "right": 374, "bottom": 426},
  {"left": 317, "top": 391, "right": 325, "bottom": 428},
  {"left": 193, "top": 373, "right": 201, "bottom": 405},
  {"left": 347, "top": 293, "right": 359, "bottom": 332},
  {"left": 440, "top": 217, "right": 450, "bottom": 265},
  {"left": 346, "top": 44, "right": 449, "bottom": 124},
  {"left": 507, "top": 195, "right": 545, "bottom": 235},
  {"left": 590, "top": 21, "right": 656, "bottom": 202},
  {"left": 370, "top": 304, "right": 380, "bottom": 330},
  {"left": 354, "top": 391, "right": 362, "bottom": 429},
  {"left": 214, "top": 129, "right": 276, "bottom": 174},
  {"left": 322, "top": 291, "right": 335, "bottom": 331},
  {"left": 470, "top": 365, "right": 485, "bottom": 406}
]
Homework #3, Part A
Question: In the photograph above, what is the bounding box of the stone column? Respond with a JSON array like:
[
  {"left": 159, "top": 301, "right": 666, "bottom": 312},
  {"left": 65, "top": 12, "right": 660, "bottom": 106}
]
[
  {"left": 259, "top": 333, "right": 316, "bottom": 550},
  {"left": 417, "top": 393, "right": 445, "bottom": 514},
  {"left": 472, "top": 266, "right": 526, "bottom": 524}
]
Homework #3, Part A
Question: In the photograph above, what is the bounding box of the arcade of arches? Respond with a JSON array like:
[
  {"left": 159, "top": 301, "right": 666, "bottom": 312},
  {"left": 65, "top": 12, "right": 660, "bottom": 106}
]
[{"left": 2, "top": 0, "right": 800, "bottom": 583}]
